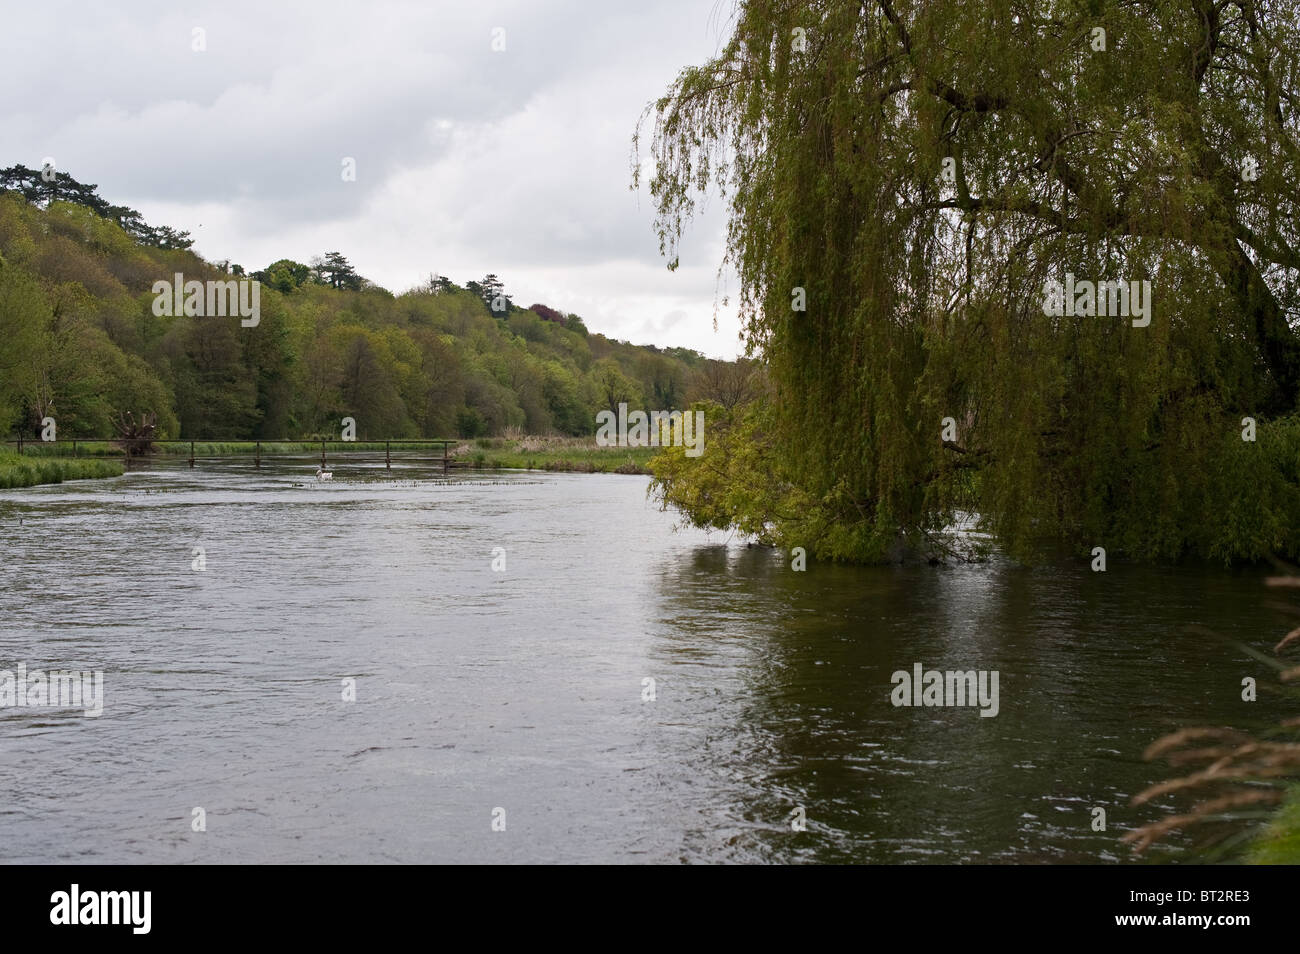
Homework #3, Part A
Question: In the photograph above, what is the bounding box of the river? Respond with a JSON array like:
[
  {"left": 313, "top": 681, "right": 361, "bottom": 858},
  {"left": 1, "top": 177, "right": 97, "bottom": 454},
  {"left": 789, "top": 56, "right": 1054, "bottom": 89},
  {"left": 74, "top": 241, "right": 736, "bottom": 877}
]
[{"left": 0, "top": 460, "right": 1287, "bottom": 863}]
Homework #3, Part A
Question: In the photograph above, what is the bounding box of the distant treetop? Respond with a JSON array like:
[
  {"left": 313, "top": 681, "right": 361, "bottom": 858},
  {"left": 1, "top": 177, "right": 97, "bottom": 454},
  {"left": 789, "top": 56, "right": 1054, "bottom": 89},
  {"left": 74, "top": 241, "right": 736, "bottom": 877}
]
[
  {"left": 528, "top": 303, "right": 565, "bottom": 325},
  {"left": 0, "top": 163, "right": 194, "bottom": 250}
]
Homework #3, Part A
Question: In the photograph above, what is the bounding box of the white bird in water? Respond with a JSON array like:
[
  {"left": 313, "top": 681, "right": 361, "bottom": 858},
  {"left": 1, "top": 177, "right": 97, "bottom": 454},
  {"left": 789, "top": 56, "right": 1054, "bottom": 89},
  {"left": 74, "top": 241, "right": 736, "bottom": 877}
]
[{"left": 315, "top": 466, "right": 333, "bottom": 481}]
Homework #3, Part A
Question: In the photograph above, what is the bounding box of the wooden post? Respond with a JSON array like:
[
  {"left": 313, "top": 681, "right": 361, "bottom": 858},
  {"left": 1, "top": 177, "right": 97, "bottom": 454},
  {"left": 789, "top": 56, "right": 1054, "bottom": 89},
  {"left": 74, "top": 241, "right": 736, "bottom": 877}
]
[
  {"left": 189, "top": 441, "right": 195, "bottom": 468},
  {"left": 72, "top": 439, "right": 77, "bottom": 457},
  {"left": 443, "top": 441, "right": 449, "bottom": 474},
  {"left": 16, "top": 435, "right": 21, "bottom": 456},
  {"left": 386, "top": 440, "right": 391, "bottom": 470},
  {"left": 321, "top": 440, "right": 326, "bottom": 469},
  {"left": 255, "top": 440, "right": 261, "bottom": 469}
]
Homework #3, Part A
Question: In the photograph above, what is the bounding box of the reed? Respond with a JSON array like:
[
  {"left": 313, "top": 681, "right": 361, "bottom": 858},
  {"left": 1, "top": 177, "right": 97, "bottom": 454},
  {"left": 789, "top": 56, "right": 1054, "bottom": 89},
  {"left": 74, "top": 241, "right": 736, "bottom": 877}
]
[
  {"left": 0, "top": 452, "right": 123, "bottom": 488},
  {"left": 1125, "top": 562, "right": 1300, "bottom": 861}
]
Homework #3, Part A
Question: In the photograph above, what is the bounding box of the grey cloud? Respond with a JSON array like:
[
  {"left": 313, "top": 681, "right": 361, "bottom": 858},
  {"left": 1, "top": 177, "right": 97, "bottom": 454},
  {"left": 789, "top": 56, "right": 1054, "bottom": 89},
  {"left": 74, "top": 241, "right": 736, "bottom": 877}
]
[{"left": 0, "top": 0, "right": 744, "bottom": 357}]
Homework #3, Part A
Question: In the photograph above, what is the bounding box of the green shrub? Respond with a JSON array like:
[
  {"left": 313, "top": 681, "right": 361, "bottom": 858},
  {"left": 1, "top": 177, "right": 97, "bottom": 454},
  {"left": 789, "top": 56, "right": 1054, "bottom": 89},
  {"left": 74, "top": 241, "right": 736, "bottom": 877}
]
[{"left": 0, "top": 452, "right": 123, "bottom": 488}]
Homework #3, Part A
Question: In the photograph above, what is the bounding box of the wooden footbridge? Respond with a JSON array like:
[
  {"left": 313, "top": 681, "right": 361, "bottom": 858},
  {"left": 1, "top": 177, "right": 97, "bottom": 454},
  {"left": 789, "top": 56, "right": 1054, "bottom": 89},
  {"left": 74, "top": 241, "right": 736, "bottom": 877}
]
[{"left": 3, "top": 437, "right": 462, "bottom": 473}]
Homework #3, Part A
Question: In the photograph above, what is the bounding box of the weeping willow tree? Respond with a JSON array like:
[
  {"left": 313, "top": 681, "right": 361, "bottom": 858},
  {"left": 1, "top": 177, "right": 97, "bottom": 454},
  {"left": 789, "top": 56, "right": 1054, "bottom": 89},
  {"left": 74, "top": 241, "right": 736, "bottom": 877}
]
[{"left": 637, "top": 0, "right": 1300, "bottom": 563}]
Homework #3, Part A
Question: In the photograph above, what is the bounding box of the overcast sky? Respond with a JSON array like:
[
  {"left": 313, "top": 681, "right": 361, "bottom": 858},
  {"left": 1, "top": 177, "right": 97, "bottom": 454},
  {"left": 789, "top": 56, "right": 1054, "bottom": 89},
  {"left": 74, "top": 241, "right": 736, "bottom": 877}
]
[{"left": 0, "top": 0, "right": 746, "bottom": 358}]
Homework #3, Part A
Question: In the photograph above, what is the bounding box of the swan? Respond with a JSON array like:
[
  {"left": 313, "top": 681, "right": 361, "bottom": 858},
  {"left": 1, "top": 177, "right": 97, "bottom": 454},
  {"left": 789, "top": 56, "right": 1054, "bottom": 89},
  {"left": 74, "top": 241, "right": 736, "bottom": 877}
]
[{"left": 315, "top": 466, "right": 333, "bottom": 481}]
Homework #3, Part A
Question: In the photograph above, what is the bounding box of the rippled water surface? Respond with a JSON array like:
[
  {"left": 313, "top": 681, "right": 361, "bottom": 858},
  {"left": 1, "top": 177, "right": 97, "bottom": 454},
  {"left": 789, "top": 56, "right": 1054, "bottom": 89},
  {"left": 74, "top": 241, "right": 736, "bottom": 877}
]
[{"left": 0, "top": 460, "right": 1288, "bottom": 863}]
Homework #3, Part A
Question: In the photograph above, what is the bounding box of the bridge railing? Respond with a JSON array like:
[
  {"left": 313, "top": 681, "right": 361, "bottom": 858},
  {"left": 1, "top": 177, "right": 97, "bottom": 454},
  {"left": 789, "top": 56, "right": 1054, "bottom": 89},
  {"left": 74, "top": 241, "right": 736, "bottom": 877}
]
[{"left": 1, "top": 437, "right": 461, "bottom": 471}]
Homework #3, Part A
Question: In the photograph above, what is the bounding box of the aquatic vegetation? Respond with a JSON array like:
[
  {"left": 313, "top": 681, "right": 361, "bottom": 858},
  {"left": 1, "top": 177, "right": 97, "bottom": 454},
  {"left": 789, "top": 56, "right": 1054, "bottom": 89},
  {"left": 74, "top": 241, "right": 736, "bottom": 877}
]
[
  {"left": 0, "top": 451, "right": 122, "bottom": 488},
  {"left": 1124, "top": 570, "right": 1300, "bottom": 860}
]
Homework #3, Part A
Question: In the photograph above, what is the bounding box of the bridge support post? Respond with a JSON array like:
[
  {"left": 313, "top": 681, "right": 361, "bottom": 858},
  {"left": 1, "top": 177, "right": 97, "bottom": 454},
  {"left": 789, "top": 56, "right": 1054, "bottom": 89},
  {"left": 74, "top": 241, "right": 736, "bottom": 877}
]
[
  {"left": 255, "top": 441, "right": 261, "bottom": 469},
  {"left": 386, "top": 440, "right": 391, "bottom": 470},
  {"left": 189, "top": 441, "right": 195, "bottom": 468}
]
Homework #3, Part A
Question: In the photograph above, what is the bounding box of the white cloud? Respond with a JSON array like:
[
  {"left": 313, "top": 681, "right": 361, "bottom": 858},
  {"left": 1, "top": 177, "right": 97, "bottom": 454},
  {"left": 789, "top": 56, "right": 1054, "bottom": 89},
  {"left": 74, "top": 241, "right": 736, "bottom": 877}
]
[{"left": 0, "top": 0, "right": 746, "bottom": 357}]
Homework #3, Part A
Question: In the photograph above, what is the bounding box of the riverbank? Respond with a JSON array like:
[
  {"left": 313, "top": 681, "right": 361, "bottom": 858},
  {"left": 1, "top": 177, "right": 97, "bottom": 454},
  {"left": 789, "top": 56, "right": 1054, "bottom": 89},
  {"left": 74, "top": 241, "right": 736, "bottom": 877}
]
[
  {"left": 0, "top": 451, "right": 123, "bottom": 489},
  {"left": 5, "top": 437, "right": 658, "bottom": 474},
  {"left": 4, "top": 440, "right": 453, "bottom": 458},
  {"left": 453, "top": 436, "right": 655, "bottom": 474},
  {"left": 1250, "top": 786, "right": 1300, "bottom": 863}
]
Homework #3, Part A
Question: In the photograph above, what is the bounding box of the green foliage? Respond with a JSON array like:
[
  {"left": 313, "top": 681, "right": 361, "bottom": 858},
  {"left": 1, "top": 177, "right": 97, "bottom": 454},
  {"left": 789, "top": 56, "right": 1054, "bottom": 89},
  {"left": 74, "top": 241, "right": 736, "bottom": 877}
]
[
  {"left": 466, "top": 273, "right": 516, "bottom": 317},
  {"left": 590, "top": 357, "right": 645, "bottom": 414},
  {"left": 0, "top": 186, "right": 714, "bottom": 444},
  {"left": 650, "top": 398, "right": 799, "bottom": 542},
  {"left": 0, "top": 451, "right": 122, "bottom": 488},
  {"left": 1249, "top": 784, "right": 1300, "bottom": 864},
  {"left": 254, "top": 259, "right": 312, "bottom": 294},
  {"left": 639, "top": 0, "right": 1300, "bottom": 564},
  {"left": 313, "top": 251, "right": 363, "bottom": 291},
  {"left": 0, "top": 265, "right": 43, "bottom": 432},
  {"left": 0, "top": 164, "right": 192, "bottom": 249},
  {"left": 462, "top": 436, "right": 657, "bottom": 473}
]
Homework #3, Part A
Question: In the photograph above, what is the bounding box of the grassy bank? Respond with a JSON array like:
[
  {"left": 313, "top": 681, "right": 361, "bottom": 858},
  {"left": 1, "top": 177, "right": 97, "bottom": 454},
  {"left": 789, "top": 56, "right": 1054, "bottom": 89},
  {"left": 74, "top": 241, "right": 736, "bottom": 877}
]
[
  {"left": 0, "top": 451, "right": 123, "bottom": 488},
  {"left": 4, "top": 440, "right": 457, "bottom": 458},
  {"left": 455, "top": 436, "right": 656, "bottom": 474},
  {"left": 3, "top": 436, "right": 657, "bottom": 474},
  {"left": 1250, "top": 785, "right": 1300, "bottom": 863},
  {"left": 156, "top": 440, "right": 457, "bottom": 457}
]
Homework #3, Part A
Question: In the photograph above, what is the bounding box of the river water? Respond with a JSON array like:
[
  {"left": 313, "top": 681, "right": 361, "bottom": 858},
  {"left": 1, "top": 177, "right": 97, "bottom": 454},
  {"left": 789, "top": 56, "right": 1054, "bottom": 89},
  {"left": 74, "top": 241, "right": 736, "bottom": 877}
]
[{"left": 0, "top": 460, "right": 1289, "bottom": 863}]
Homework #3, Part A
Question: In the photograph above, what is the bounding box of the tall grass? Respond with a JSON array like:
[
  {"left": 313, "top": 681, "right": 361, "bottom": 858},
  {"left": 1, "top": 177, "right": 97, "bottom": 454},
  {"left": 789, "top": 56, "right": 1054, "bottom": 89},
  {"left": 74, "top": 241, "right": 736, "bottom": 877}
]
[
  {"left": 0, "top": 452, "right": 123, "bottom": 488},
  {"left": 1249, "top": 785, "right": 1300, "bottom": 863},
  {"left": 1123, "top": 566, "right": 1300, "bottom": 861},
  {"left": 454, "top": 437, "right": 657, "bottom": 474},
  {"left": 3, "top": 441, "right": 122, "bottom": 458}
]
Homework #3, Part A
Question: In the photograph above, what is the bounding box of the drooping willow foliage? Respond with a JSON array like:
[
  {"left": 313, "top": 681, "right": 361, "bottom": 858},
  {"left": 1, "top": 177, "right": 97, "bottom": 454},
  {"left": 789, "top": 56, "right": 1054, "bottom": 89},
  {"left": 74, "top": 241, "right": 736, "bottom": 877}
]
[{"left": 638, "top": 0, "right": 1300, "bottom": 563}]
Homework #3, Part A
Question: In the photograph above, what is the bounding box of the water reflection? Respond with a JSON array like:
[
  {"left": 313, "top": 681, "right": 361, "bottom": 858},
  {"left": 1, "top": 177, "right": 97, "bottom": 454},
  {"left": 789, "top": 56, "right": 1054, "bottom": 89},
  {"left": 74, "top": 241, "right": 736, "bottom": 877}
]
[{"left": 644, "top": 545, "right": 1289, "bottom": 863}]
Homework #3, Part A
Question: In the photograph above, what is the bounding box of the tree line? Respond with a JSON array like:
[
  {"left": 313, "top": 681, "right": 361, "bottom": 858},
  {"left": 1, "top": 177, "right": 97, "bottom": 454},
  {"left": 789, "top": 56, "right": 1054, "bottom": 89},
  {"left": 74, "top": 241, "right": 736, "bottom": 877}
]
[
  {"left": 0, "top": 165, "right": 194, "bottom": 251},
  {"left": 0, "top": 183, "right": 745, "bottom": 443}
]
